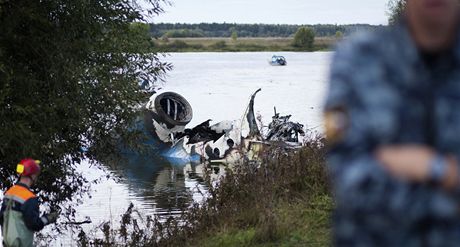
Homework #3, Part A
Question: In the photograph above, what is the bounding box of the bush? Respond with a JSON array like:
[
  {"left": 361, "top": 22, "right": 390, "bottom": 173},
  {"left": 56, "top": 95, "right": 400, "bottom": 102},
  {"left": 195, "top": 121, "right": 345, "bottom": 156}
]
[
  {"left": 293, "top": 27, "right": 315, "bottom": 50},
  {"left": 210, "top": 41, "right": 227, "bottom": 49}
]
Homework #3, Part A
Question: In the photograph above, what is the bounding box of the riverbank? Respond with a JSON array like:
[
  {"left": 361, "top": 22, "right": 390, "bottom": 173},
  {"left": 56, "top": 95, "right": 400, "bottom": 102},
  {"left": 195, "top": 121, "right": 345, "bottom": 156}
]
[
  {"left": 155, "top": 37, "right": 338, "bottom": 52},
  {"left": 192, "top": 195, "right": 332, "bottom": 247},
  {"left": 184, "top": 139, "right": 332, "bottom": 247},
  {"left": 77, "top": 136, "right": 332, "bottom": 246}
]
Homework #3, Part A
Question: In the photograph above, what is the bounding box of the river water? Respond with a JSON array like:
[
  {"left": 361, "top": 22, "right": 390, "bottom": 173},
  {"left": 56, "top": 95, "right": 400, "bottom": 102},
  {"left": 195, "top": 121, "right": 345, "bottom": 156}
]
[{"left": 39, "top": 51, "right": 332, "bottom": 245}]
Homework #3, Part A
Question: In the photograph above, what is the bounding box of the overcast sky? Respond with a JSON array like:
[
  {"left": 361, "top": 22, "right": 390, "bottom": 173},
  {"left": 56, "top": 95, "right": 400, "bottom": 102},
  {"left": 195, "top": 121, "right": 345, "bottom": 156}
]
[{"left": 150, "top": 0, "right": 388, "bottom": 25}]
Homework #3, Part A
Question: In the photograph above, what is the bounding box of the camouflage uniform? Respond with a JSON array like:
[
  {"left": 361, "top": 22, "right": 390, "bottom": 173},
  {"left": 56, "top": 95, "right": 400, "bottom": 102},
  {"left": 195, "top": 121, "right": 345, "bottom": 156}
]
[{"left": 325, "top": 22, "right": 460, "bottom": 246}]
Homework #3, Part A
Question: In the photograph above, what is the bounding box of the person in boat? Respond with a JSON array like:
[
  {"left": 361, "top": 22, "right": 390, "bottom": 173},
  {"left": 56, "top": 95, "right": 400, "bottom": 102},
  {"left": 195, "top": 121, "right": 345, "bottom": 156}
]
[{"left": 325, "top": 0, "right": 460, "bottom": 245}]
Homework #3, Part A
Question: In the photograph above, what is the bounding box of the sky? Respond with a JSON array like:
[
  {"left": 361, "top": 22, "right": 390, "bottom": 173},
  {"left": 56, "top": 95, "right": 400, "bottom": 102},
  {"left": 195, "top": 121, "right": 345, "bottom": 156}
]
[{"left": 150, "top": 0, "right": 389, "bottom": 25}]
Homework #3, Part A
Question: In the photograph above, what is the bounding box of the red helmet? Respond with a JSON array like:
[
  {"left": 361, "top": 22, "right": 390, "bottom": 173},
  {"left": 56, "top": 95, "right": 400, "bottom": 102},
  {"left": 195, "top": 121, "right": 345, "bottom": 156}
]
[{"left": 17, "top": 158, "right": 41, "bottom": 177}]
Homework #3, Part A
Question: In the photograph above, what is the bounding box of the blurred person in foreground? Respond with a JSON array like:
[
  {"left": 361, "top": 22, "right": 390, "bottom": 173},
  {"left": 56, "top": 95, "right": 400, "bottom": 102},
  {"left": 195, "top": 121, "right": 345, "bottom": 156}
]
[{"left": 325, "top": 0, "right": 460, "bottom": 245}]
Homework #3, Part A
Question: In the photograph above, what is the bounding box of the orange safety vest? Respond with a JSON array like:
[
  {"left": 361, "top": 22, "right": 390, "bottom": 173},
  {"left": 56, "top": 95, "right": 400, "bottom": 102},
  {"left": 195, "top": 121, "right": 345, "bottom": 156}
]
[
  {"left": 4, "top": 185, "right": 36, "bottom": 204},
  {"left": 3, "top": 185, "right": 37, "bottom": 247}
]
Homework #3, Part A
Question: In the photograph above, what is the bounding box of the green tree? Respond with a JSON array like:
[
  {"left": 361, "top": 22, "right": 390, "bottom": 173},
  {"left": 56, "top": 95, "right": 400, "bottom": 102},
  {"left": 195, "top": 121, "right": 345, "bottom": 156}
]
[
  {"left": 229, "top": 27, "right": 238, "bottom": 41},
  {"left": 292, "top": 27, "right": 315, "bottom": 50},
  {"left": 335, "top": 31, "right": 343, "bottom": 39},
  {"left": 231, "top": 30, "right": 238, "bottom": 42},
  {"left": 388, "top": 0, "right": 407, "bottom": 24},
  {"left": 0, "top": 0, "right": 170, "bottom": 220}
]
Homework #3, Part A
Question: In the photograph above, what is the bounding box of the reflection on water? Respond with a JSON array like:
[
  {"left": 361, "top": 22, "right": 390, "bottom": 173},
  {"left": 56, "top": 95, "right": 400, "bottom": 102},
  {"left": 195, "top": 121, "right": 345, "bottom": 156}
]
[
  {"left": 54, "top": 156, "right": 211, "bottom": 246},
  {"left": 104, "top": 151, "right": 208, "bottom": 218}
]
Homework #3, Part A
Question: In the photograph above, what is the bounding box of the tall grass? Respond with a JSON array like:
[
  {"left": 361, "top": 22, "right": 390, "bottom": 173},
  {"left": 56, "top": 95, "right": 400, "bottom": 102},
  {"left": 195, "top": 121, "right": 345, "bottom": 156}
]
[{"left": 76, "top": 134, "right": 331, "bottom": 246}]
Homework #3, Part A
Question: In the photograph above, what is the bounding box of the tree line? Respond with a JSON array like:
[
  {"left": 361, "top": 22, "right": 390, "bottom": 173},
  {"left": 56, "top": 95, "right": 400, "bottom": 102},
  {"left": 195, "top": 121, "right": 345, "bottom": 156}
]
[{"left": 150, "top": 23, "right": 384, "bottom": 38}]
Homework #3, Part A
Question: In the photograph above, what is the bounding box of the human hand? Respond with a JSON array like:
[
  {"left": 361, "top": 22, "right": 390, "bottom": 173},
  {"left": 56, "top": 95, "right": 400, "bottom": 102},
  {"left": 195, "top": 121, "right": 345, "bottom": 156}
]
[
  {"left": 45, "top": 211, "right": 59, "bottom": 224},
  {"left": 376, "top": 145, "right": 435, "bottom": 182}
]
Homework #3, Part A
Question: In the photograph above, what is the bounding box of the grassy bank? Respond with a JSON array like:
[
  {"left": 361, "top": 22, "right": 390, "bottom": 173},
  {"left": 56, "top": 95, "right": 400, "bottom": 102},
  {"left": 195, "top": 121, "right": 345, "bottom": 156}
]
[
  {"left": 77, "top": 136, "right": 332, "bottom": 247},
  {"left": 186, "top": 139, "right": 332, "bottom": 247},
  {"left": 193, "top": 195, "right": 332, "bottom": 247},
  {"left": 155, "top": 37, "right": 338, "bottom": 52}
]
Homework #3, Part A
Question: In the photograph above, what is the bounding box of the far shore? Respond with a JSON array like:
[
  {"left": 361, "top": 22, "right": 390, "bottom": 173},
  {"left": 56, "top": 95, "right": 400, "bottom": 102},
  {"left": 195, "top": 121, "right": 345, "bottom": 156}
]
[{"left": 154, "top": 36, "right": 340, "bottom": 52}]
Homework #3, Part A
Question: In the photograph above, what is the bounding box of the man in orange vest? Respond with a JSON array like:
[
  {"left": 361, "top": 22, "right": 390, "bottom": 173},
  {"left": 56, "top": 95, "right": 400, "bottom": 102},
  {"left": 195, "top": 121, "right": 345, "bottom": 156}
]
[{"left": 0, "top": 158, "right": 58, "bottom": 247}]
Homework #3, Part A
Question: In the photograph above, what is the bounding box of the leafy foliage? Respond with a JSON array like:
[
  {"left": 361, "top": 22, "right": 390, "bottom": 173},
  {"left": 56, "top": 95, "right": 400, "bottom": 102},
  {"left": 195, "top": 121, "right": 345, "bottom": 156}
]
[
  {"left": 0, "top": 0, "right": 170, "bottom": 217},
  {"left": 388, "top": 0, "right": 407, "bottom": 24},
  {"left": 293, "top": 27, "right": 315, "bottom": 50}
]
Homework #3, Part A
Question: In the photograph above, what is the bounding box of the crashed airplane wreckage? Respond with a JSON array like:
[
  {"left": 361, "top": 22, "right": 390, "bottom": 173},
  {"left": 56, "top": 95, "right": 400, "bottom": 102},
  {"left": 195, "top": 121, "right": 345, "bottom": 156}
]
[{"left": 142, "top": 89, "right": 305, "bottom": 164}]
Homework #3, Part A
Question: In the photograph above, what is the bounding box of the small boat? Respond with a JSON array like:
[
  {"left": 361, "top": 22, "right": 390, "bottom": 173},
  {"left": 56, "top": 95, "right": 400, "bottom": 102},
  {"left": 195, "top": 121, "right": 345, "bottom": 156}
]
[{"left": 268, "top": 55, "right": 287, "bottom": 66}]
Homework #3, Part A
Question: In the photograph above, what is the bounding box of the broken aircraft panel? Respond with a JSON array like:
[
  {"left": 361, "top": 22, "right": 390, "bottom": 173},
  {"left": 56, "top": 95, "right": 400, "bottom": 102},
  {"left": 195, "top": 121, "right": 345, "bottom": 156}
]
[{"left": 143, "top": 89, "right": 305, "bottom": 165}]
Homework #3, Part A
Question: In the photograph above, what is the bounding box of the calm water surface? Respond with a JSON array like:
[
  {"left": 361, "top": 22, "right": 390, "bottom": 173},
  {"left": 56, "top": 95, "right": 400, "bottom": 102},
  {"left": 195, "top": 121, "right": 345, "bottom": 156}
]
[{"left": 55, "top": 51, "right": 332, "bottom": 245}]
